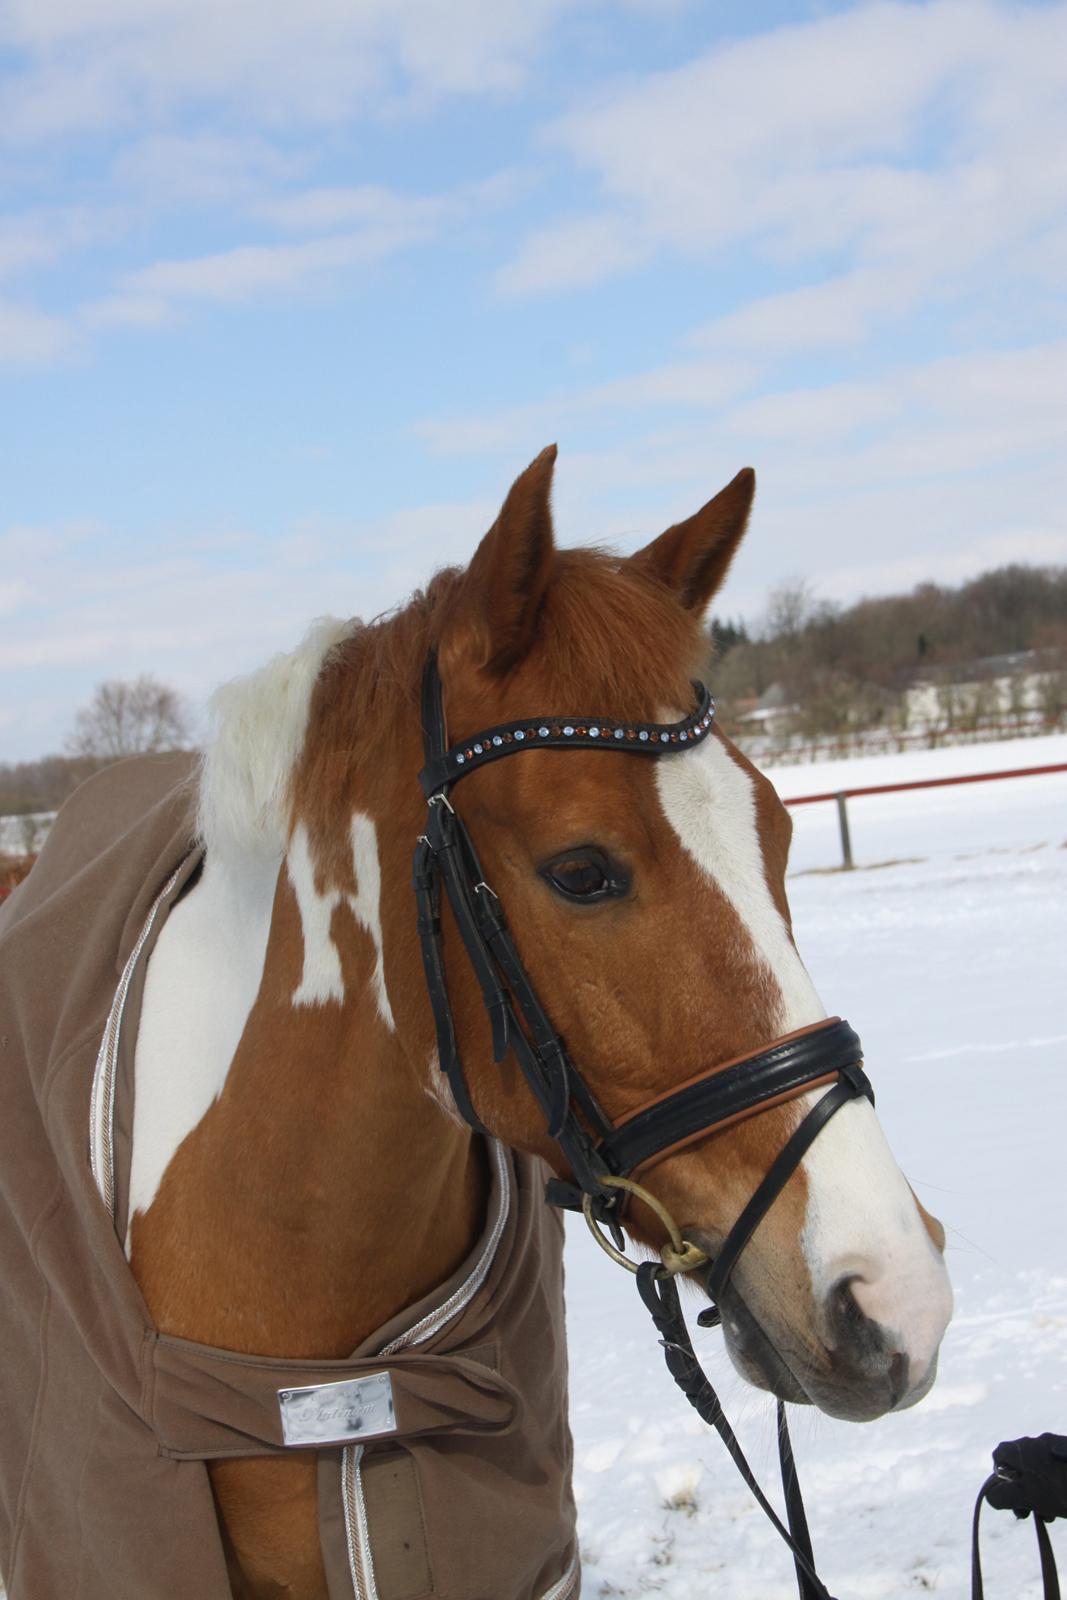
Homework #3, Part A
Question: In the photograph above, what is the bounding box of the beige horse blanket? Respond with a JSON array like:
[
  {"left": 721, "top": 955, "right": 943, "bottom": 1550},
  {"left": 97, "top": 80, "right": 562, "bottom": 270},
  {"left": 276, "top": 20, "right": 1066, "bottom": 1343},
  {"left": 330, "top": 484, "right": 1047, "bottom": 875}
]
[{"left": 0, "top": 754, "right": 578, "bottom": 1599}]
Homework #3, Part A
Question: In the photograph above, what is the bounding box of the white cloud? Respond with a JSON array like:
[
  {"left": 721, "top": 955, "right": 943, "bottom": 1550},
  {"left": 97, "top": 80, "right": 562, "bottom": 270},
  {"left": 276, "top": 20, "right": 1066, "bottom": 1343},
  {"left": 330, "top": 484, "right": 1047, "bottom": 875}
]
[
  {"left": 252, "top": 184, "right": 448, "bottom": 234},
  {"left": 412, "top": 336, "right": 1067, "bottom": 618},
  {"left": 718, "top": 341, "right": 1067, "bottom": 474},
  {"left": 0, "top": 498, "right": 496, "bottom": 756},
  {"left": 819, "top": 525, "right": 1067, "bottom": 603},
  {"left": 0, "top": 206, "right": 106, "bottom": 283},
  {"left": 110, "top": 132, "right": 301, "bottom": 208},
  {"left": 497, "top": 212, "right": 646, "bottom": 295},
  {"left": 0, "top": 0, "right": 581, "bottom": 144},
  {"left": 689, "top": 264, "right": 929, "bottom": 357},
  {"left": 0, "top": 299, "right": 75, "bottom": 365},
  {"left": 79, "top": 170, "right": 516, "bottom": 328},
  {"left": 0, "top": 579, "right": 31, "bottom": 616},
  {"left": 82, "top": 217, "right": 440, "bottom": 325},
  {"left": 0, "top": 220, "right": 59, "bottom": 283},
  {"left": 502, "top": 0, "right": 1067, "bottom": 342},
  {"left": 417, "top": 356, "right": 756, "bottom": 457}
]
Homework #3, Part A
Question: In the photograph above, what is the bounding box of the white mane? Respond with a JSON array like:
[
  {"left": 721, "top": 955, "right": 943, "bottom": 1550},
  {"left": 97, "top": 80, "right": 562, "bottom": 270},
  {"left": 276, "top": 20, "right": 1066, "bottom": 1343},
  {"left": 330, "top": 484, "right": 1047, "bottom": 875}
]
[{"left": 197, "top": 616, "right": 358, "bottom": 859}]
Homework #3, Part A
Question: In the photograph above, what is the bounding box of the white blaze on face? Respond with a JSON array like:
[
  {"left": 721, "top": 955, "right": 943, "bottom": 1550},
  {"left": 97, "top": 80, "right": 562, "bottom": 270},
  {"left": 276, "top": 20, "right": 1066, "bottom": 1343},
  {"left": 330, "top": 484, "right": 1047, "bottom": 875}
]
[
  {"left": 654, "top": 731, "right": 824, "bottom": 1034},
  {"left": 655, "top": 732, "right": 951, "bottom": 1390}
]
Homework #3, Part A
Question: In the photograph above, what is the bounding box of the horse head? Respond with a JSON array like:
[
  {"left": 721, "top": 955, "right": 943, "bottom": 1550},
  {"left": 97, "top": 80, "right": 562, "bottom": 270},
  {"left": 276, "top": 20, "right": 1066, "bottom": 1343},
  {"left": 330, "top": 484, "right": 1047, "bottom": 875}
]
[{"left": 300, "top": 445, "right": 952, "bottom": 1425}]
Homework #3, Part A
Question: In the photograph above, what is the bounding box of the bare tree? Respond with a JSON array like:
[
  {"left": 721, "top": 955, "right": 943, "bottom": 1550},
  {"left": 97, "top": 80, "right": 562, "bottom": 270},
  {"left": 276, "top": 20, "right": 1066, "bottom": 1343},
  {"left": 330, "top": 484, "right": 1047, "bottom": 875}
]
[
  {"left": 763, "top": 579, "right": 817, "bottom": 648},
  {"left": 66, "top": 675, "right": 192, "bottom": 761}
]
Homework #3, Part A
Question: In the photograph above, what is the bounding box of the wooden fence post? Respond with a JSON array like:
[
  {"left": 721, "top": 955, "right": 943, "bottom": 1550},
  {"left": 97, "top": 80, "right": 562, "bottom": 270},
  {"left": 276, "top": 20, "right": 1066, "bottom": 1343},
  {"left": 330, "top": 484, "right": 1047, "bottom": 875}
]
[{"left": 835, "top": 792, "right": 854, "bottom": 870}]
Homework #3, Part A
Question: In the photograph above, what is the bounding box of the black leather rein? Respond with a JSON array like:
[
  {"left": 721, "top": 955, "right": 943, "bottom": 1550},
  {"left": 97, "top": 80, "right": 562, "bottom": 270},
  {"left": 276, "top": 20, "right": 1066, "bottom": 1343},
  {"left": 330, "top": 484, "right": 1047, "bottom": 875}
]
[{"left": 411, "top": 648, "right": 874, "bottom": 1600}]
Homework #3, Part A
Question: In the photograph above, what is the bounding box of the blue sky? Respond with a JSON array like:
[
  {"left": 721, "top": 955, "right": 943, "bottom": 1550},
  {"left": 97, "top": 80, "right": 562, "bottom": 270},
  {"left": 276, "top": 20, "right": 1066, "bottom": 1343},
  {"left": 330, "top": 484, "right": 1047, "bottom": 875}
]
[{"left": 2, "top": 0, "right": 1066, "bottom": 759}]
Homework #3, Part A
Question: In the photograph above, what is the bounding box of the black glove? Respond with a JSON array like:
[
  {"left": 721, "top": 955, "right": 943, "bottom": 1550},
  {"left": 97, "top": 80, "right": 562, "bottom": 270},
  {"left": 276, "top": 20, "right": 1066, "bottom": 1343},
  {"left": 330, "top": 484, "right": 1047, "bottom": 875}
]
[
  {"left": 973, "top": 1434, "right": 1067, "bottom": 1600},
  {"left": 985, "top": 1435, "right": 1067, "bottom": 1522}
]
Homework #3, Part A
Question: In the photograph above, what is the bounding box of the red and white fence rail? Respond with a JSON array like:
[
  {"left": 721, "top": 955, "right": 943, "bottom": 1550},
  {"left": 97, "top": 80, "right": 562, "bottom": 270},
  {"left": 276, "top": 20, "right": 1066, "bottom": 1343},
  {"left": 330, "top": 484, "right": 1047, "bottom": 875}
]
[{"left": 784, "top": 762, "right": 1067, "bottom": 870}]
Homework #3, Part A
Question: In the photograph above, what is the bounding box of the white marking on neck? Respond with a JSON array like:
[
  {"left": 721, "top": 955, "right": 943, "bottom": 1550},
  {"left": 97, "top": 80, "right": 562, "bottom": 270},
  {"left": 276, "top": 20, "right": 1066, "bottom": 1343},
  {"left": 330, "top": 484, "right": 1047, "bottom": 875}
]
[
  {"left": 289, "top": 821, "right": 345, "bottom": 1005},
  {"left": 654, "top": 732, "right": 824, "bottom": 1032},
  {"left": 126, "top": 848, "right": 278, "bottom": 1251},
  {"left": 349, "top": 813, "right": 395, "bottom": 1031},
  {"left": 129, "top": 812, "right": 395, "bottom": 1250},
  {"left": 287, "top": 813, "right": 395, "bottom": 1029}
]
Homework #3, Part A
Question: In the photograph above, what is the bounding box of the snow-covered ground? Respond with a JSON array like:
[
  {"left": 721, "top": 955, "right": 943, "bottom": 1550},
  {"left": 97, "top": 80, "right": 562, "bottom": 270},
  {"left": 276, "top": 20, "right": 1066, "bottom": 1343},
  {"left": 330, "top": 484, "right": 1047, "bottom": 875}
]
[
  {"left": 776, "top": 731, "right": 1067, "bottom": 876},
  {"left": 0, "top": 812, "right": 51, "bottom": 857},
  {"left": 565, "top": 733, "right": 1067, "bottom": 1597}
]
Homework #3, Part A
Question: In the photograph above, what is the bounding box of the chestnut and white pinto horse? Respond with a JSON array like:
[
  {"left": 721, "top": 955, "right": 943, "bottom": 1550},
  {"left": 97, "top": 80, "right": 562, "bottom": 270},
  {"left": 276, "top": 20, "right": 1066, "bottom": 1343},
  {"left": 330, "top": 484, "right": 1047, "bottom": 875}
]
[{"left": 128, "top": 449, "right": 952, "bottom": 1598}]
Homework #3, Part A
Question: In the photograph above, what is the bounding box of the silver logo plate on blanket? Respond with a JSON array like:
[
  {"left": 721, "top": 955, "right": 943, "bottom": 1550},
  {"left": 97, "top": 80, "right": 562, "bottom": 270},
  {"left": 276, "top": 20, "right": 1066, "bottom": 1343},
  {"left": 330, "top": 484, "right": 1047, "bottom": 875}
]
[{"left": 278, "top": 1372, "right": 397, "bottom": 1447}]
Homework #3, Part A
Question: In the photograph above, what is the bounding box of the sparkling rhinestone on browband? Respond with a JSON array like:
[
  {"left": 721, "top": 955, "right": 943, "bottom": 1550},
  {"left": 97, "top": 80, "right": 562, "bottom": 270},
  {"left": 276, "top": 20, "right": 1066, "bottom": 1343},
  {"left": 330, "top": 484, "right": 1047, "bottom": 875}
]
[{"left": 418, "top": 680, "right": 716, "bottom": 797}]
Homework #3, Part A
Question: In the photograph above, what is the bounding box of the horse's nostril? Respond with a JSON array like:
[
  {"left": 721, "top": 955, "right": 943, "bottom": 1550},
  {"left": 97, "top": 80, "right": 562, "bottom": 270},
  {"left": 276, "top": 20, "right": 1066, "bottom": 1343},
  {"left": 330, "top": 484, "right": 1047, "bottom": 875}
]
[
  {"left": 826, "top": 1276, "right": 912, "bottom": 1402},
  {"left": 827, "top": 1273, "right": 889, "bottom": 1364},
  {"left": 829, "top": 1273, "right": 867, "bottom": 1333},
  {"left": 887, "top": 1349, "right": 909, "bottom": 1407}
]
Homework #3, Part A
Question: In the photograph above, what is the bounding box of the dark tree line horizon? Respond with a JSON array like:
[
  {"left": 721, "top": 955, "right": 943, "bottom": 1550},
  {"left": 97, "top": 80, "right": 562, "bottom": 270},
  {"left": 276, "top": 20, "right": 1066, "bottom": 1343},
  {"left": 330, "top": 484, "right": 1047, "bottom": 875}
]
[{"left": 709, "top": 561, "right": 1067, "bottom": 738}]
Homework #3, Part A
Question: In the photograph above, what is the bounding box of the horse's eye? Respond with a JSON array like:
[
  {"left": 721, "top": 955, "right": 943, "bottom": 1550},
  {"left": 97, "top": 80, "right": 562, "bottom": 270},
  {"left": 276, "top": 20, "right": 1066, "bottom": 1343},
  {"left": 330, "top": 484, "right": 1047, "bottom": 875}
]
[{"left": 540, "top": 848, "right": 629, "bottom": 904}]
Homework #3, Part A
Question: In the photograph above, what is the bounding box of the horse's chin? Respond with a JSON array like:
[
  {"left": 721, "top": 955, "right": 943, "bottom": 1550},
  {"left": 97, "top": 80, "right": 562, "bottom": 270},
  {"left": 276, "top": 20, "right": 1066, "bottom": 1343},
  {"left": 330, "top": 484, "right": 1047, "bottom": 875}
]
[{"left": 715, "top": 1286, "right": 938, "bottom": 1423}]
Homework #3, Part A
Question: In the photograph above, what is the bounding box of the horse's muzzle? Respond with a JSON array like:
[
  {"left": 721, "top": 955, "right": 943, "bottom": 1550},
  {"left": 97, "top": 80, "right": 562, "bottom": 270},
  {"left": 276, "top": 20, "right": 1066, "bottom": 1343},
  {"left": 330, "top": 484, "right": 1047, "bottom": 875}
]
[{"left": 715, "top": 1274, "right": 942, "bottom": 1423}]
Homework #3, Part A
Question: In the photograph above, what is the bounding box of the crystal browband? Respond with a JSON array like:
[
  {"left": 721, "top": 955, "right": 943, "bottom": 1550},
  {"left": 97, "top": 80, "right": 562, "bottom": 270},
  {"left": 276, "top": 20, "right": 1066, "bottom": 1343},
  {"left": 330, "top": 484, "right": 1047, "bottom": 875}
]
[{"left": 418, "top": 679, "right": 715, "bottom": 797}]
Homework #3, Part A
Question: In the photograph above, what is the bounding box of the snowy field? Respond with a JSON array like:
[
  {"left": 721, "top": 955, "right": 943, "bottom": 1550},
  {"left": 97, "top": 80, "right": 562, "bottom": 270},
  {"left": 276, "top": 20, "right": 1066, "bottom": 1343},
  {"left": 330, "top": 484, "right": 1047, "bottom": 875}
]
[
  {"left": 565, "top": 733, "right": 1067, "bottom": 1597},
  {"left": 0, "top": 812, "right": 51, "bottom": 857}
]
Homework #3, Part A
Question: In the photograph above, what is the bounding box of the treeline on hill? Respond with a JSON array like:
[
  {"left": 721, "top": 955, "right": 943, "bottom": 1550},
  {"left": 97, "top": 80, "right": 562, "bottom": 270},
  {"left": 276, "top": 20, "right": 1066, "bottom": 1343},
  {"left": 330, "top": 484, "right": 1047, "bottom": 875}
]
[
  {"left": 0, "top": 754, "right": 112, "bottom": 820},
  {"left": 709, "top": 563, "right": 1067, "bottom": 739}
]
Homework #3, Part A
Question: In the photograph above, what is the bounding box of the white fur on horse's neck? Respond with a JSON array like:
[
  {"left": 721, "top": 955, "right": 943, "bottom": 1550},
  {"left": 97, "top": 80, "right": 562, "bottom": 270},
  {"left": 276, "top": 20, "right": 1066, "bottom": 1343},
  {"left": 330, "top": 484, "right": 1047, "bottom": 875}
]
[
  {"left": 197, "top": 615, "right": 355, "bottom": 861},
  {"left": 127, "top": 812, "right": 396, "bottom": 1249},
  {"left": 126, "top": 847, "right": 278, "bottom": 1251},
  {"left": 288, "top": 816, "right": 396, "bottom": 1027},
  {"left": 128, "top": 617, "right": 385, "bottom": 1250}
]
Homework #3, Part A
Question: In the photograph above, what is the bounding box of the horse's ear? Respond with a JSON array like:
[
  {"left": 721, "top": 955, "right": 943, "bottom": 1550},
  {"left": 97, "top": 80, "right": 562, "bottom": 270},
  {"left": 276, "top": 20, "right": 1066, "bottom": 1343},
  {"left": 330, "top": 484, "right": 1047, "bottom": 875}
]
[
  {"left": 630, "top": 467, "right": 756, "bottom": 615},
  {"left": 450, "top": 444, "right": 558, "bottom": 675}
]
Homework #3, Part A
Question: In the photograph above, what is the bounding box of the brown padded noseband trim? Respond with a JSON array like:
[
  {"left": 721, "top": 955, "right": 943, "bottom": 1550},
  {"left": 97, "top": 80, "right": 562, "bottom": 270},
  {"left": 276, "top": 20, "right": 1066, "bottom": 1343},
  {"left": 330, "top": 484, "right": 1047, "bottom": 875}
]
[{"left": 595, "top": 1018, "right": 868, "bottom": 1179}]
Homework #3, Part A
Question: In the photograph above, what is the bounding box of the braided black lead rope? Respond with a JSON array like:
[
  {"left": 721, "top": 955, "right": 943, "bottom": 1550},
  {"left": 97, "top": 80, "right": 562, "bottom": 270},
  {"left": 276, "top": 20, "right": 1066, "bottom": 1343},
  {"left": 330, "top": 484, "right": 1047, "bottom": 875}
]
[
  {"left": 628, "top": 1082, "right": 874, "bottom": 1600},
  {"left": 636, "top": 1264, "right": 837, "bottom": 1600}
]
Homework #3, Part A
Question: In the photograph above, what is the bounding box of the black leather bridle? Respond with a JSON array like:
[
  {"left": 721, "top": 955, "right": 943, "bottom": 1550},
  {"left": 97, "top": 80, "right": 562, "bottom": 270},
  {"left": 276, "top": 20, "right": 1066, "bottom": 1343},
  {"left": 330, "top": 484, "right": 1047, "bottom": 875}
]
[
  {"left": 413, "top": 649, "right": 871, "bottom": 1241},
  {"left": 412, "top": 648, "right": 874, "bottom": 1599}
]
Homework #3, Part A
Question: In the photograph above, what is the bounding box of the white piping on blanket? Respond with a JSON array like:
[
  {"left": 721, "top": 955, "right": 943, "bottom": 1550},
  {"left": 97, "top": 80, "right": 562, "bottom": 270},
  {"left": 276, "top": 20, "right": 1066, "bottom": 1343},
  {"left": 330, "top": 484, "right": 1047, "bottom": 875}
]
[
  {"left": 343, "top": 1141, "right": 513, "bottom": 1600},
  {"left": 89, "top": 863, "right": 187, "bottom": 1219}
]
